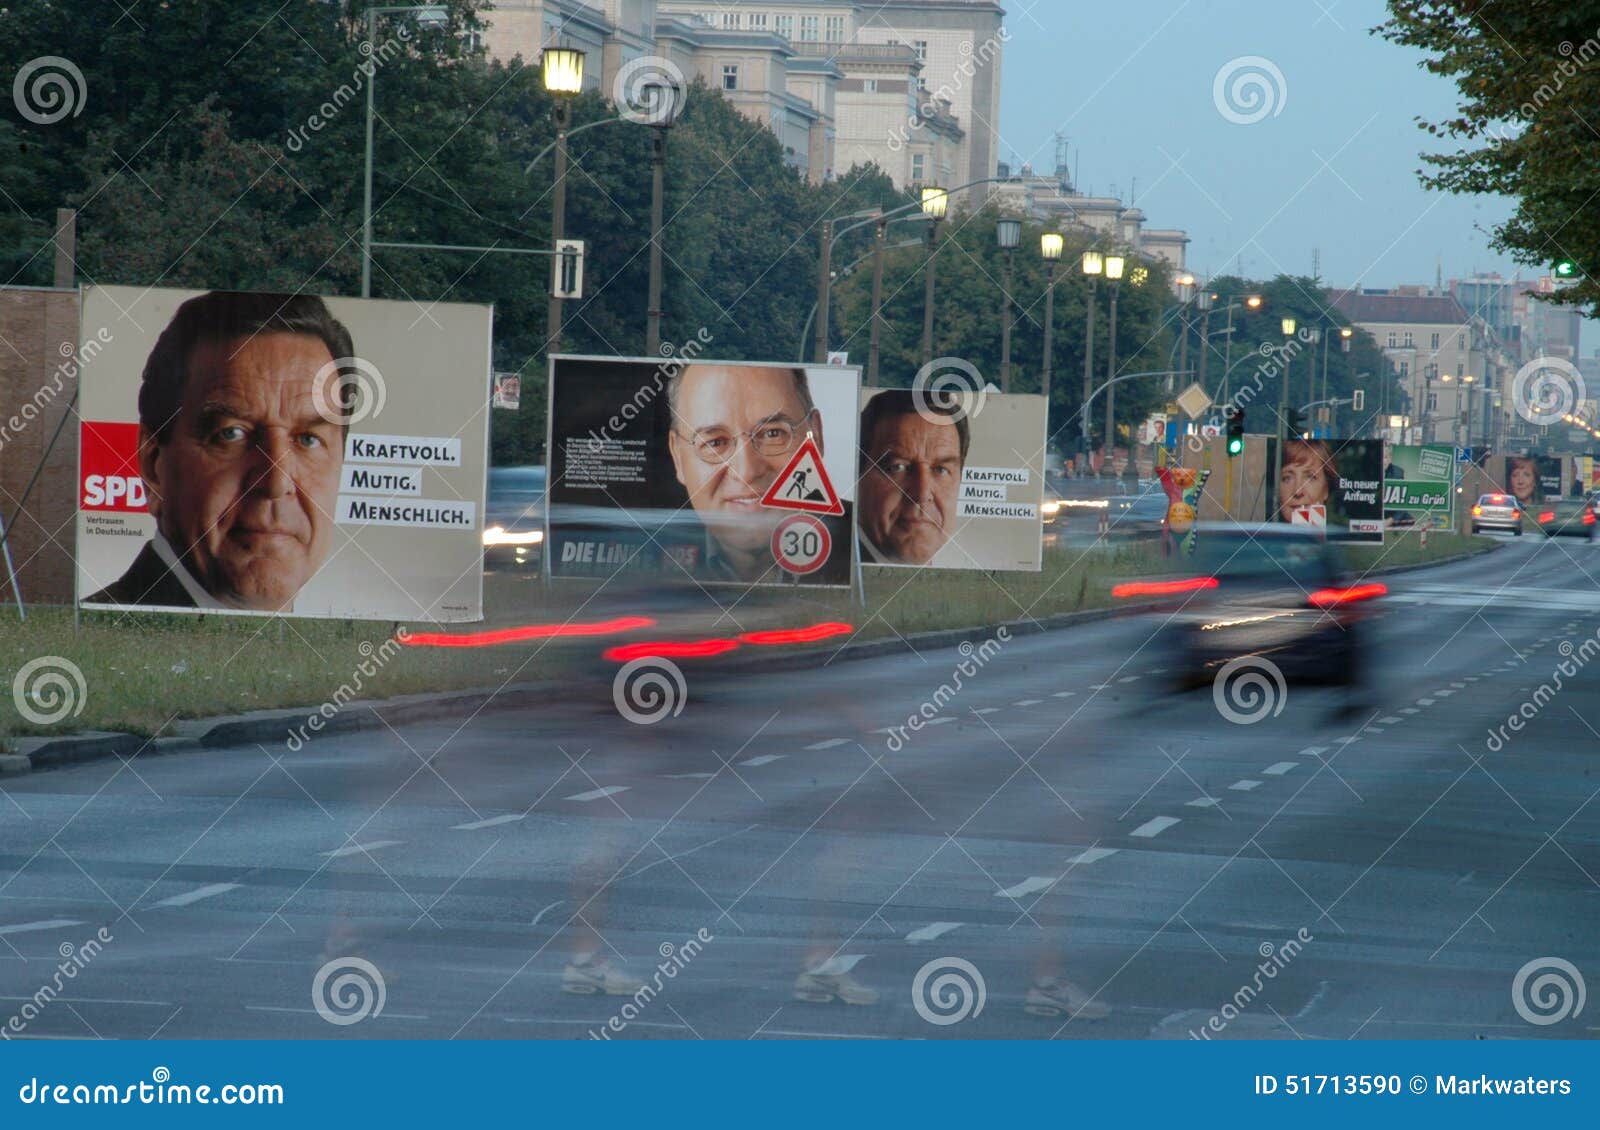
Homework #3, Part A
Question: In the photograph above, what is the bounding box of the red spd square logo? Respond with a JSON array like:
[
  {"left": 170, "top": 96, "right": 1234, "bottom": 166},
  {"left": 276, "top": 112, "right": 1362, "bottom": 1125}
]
[{"left": 80, "top": 421, "right": 147, "bottom": 512}]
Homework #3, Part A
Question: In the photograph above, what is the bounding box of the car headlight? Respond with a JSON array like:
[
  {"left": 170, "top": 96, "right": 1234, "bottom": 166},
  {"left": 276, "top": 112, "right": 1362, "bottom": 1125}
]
[
  {"left": 483, "top": 525, "right": 544, "bottom": 547},
  {"left": 1041, "top": 501, "right": 1061, "bottom": 518}
]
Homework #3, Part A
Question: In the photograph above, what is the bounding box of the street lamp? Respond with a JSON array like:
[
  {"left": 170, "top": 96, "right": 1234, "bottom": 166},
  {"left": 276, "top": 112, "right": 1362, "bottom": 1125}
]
[
  {"left": 1103, "top": 254, "right": 1126, "bottom": 476},
  {"left": 1274, "top": 316, "right": 1298, "bottom": 496},
  {"left": 540, "top": 46, "right": 586, "bottom": 358},
  {"left": 643, "top": 78, "right": 686, "bottom": 355},
  {"left": 361, "top": 4, "right": 452, "bottom": 298},
  {"left": 996, "top": 218, "right": 1022, "bottom": 392},
  {"left": 1195, "top": 289, "right": 1214, "bottom": 392},
  {"left": 920, "top": 186, "right": 949, "bottom": 364},
  {"left": 1080, "top": 250, "right": 1103, "bottom": 474},
  {"left": 1040, "top": 232, "right": 1063, "bottom": 410}
]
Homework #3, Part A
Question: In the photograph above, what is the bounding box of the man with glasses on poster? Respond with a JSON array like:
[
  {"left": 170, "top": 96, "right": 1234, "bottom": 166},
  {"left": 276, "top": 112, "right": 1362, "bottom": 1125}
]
[{"left": 666, "top": 364, "right": 824, "bottom": 582}]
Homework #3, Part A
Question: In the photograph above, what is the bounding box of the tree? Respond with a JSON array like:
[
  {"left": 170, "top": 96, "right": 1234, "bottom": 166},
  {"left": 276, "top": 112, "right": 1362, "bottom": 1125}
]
[{"left": 1380, "top": 1, "right": 1600, "bottom": 312}]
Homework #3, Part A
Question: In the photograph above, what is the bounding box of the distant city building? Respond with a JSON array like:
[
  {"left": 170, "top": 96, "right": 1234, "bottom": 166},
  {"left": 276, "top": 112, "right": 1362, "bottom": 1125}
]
[{"left": 990, "top": 165, "right": 1189, "bottom": 270}]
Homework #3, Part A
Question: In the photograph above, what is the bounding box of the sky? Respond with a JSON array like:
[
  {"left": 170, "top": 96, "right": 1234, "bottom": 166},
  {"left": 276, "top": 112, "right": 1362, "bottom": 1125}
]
[{"left": 997, "top": 0, "right": 1533, "bottom": 295}]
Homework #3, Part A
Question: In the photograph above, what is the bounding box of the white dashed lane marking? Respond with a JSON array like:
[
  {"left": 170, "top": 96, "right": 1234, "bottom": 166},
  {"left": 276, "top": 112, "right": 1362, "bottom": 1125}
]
[
  {"left": 1262, "top": 762, "right": 1298, "bottom": 776},
  {"left": 662, "top": 772, "right": 715, "bottom": 780},
  {"left": 974, "top": 707, "right": 1000, "bottom": 715},
  {"left": 1186, "top": 797, "right": 1222, "bottom": 808},
  {"left": 453, "top": 814, "right": 524, "bottom": 831},
  {"left": 1298, "top": 746, "right": 1328, "bottom": 757},
  {"left": 1377, "top": 716, "right": 1402, "bottom": 725},
  {"left": 804, "top": 738, "right": 850, "bottom": 751},
  {"left": 565, "top": 787, "right": 630, "bottom": 803},
  {"left": 996, "top": 876, "right": 1056, "bottom": 899},
  {"left": 925, "top": 717, "right": 955, "bottom": 726},
  {"left": 1418, "top": 698, "right": 1435, "bottom": 706},
  {"left": 1066, "top": 847, "right": 1119, "bottom": 865},
  {"left": 1130, "top": 816, "right": 1181, "bottom": 838},
  {"left": 740, "top": 755, "right": 785, "bottom": 767},
  {"left": 905, "top": 922, "right": 964, "bottom": 944},
  {"left": 1435, "top": 689, "right": 1455, "bottom": 698},
  {"left": 1014, "top": 699, "right": 1043, "bottom": 707},
  {"left": 1399, "top": 707, "right": 1420, "bottom": 715},
  {"left": 321, "top": 841, "right": 402, "bottom": 859},
  {"left": 151, "top": 883, "right": 241, "bottom": 909},
  {"left": 0, "top": 919, "right": 83, "bottom": 936},
  {"left": 1052, "top": 691, "right": 1077, "bottom": 698},
  {"left": 1229, "top": 780, "right": 1263, "bottom": 792}
]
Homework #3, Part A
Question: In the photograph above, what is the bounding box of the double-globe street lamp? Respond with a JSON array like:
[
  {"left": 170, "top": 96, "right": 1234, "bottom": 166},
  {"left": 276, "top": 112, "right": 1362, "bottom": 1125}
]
[
  {"left": 1040, "top": 232, "right": 1064, "bottom": 409},
  {"left": 996, "top": 218, "right": 1022, "bottom": 392},
  {"left": 539, "top": 46, "right": 586, "bottom": 357},
  {"left": 1102, "top": 254, "right": 1126, "bottom": 476},
  {"left": 641, "top": 77, "right": 686, "bottom": 355},
  {"left": 919, "top": 186, "right": 950, "bottom": 365}
]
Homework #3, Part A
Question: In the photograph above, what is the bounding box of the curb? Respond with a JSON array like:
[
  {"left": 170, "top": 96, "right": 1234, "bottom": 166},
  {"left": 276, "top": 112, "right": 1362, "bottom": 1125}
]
[{"left": 0, "top": 538, "right": 1506, "bottom": 776}]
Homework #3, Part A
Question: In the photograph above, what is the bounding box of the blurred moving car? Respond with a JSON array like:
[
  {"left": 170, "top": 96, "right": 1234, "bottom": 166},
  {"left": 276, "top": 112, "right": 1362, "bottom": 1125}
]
[
  {"left": 1469, "top": 493, "right": 1523, "bottom": 536},
  {"left": 1532, "top": 496, "right": 1597, "bottom": 539},
  {"left": 484, "top": 465, "right": 547, "bottom": 571},
  {"left": 1106, "top": 487, "right": 1170, "bottom": 539},
  {"left": 1047, "top": 477, "right": 1167, "bottom": 542},
  {"left": 1132, "top": 525, "right": 1382, "bottom": 690}
]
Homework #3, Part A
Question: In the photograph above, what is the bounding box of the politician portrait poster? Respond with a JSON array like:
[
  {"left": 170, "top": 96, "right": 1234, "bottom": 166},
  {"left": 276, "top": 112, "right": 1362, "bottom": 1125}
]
[
  {"left": 546, "top": 354, "right": 859, "bottom": 587},
  {"left": 75, "top": 285, "right": 492, "bottom": 621}
]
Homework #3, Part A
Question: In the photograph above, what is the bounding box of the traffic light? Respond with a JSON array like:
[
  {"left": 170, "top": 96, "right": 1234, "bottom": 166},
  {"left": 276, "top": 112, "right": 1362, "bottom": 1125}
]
[
  {"left": 1554, "top": 258, "right": 1580, "bottom": 280},
  {"left": 1285, "top": 406, "right": 1306, "bottom": 438},
  {"left": 1226, "top": 407, "right": 1245, "bottom": 456}
]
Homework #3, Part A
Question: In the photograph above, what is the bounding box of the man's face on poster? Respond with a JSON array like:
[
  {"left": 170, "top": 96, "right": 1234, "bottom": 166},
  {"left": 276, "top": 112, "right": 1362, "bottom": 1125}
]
[
  {"left": 668, "top": 365, "right": 818, "bottom": 556},
  {"left": 859, "top": 409, "right": 963, "bottom": 564},
  {"left": 139, "top": 333, "right": 346, "bottom": 610}
]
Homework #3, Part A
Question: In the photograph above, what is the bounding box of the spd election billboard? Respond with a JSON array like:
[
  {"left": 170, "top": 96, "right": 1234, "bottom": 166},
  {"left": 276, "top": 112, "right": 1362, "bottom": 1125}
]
[
  {"left": 1266, "top": 438, "right": 1384, "bottom": 543},
  {"left": 1383, "top": 444, "right": 1455, "bottom": 525},
  {"left": 76, "top": 286, "right": 492, "bottom": 621},
  {"left": 857, "top": 389, "right": 1046, "bottom": 570},
  {"left": 546, "top": 355, "right": 859, "bottom": 586}
]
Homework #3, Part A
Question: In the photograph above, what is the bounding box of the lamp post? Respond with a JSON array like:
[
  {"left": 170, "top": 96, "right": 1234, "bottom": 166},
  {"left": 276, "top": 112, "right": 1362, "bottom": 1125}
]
[
  {"left": 919, "top": 186, "right": 949, "bottom": 365},
  {"left": 1195, "top": 288, "right": 1214, "bottom": 392},
  {"left": 361, "top": 4, "right": 450, "bottom": 298},
  {"left": 1217, "top": 293, "right": 1263, "bottom": 409},
  {"left": 540, "top": 46, "right": 586, "bottom": 358},
  {"left": 1080, "top": 250, "right": 1103, "bottom": 474},
  {"left": 1274, "top": 316, "right": 1297, "bottom": 500},
  {"left": 1174, "top": 275, "right": 1195, "bottom": 393},
  {"left": 1040, "top": 232, "right": 1063, "bottom": 410},
  {"left": 1103, "top": 254, "right": 1125, "bottom": 475},
  {"left": 642, "top": 78, "right": 684, "bottom": 355},
  {"left": 1305, "top": 325, "right": 1321, "bottom": 437},
  {"left": 996, "top": 219, "right": 1021, "bottom": 392}
]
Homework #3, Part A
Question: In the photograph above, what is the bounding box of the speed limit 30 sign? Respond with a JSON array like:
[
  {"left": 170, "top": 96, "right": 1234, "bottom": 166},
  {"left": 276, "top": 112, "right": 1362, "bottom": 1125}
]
[{"left": 771, "top": 513, "right": 831, "bottom": 575}]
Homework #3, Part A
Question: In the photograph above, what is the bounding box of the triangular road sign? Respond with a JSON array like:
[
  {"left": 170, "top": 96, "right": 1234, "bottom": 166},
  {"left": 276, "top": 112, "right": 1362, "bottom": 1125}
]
[{"left": 760, "top": 435, "right": 843, "bottom": 516}]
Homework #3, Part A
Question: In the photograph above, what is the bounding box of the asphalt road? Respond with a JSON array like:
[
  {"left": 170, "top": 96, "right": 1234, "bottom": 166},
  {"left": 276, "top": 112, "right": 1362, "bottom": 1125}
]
[{"left": 3, "top": 533, "right": 1600, "bottom": 1041}]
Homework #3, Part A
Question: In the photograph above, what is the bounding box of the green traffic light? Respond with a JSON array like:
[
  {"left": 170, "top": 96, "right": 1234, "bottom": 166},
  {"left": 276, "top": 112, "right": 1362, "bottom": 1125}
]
[
  {"left": 1227, "top": 437, "right": 1244, "bottom": 456},
  {"left": 1555, "top": 259, "right": 1579, "bottom": 278}
]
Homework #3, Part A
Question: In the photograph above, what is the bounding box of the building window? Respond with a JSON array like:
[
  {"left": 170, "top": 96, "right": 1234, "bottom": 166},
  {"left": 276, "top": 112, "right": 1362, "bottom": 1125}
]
[
  {"left": 800, "top": 15, "right": 819, "bottom": 41},
  {"left": 825, "top": 15, "right": 845, "bottom": 41},
  {"left": 911, "top": 153, "right": 926, "bottom": 182},
  {"left": 1426, "top": 363, "right": 1438, "bottom": 379},
  {"left": 722, "top": 12, "right": 741, "bottom": 28},
  {"left": 1430, "top": 331, "right": 1440, "bottom": 349},
  {"left": 1457, "top": 332, "right": 1465, "bottom": 348},
  {"left": 1403, "top": 330, "right": 1414, "bottom": 347},
  {"left": 1426, "top": 392, "right": 1438, "bottom": 411},
  {"left": 863, "top": 78, "right": 877, "bottom": 93},
  {"left": 1387, "top": 331, "right": 1397, "bottom": 347},
  {"left": 750, "top": 13, "right": 767, "bottom": 30},
  {"left": 722, "top": 64, "right": 739, "bottom": 90},
  {"left": 775, "top": 14, "right": 793, "bottom": 38},
  {"left": 1398, "top": 361, "right": 1410, "bottom": 378},
  {"left": 914, "top": 39, "right": 928, "bottom": 63}
]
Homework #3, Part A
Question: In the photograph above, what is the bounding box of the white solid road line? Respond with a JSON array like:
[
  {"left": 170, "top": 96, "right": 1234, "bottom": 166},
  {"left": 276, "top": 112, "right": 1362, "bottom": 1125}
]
[
  {"left": 996, "top": 876, "right": 1056, "bottom": 899},
  {"left": 565, "top": 786, "right": 631, "bottom": 802},
  {"left": 1066, "top": 846, "right": 1119, "bottom": 865},
  {"left": 905, "top": 921, "right": 964, "bottom": 943},
  {"left": 740, "top": 755, "right": 785, "bottom": 767},
  {"left": 1130, "top": 816, "right": 1180, "bottom": 838},
  {"left": 0, "top": 919, "right": 82, "bottom": 936},
  {"left": 1186, "top": 797, "right": 1221, "bottom": 808},
  {"left": 151, "top": 883, "right": 241, "bottom": 909},
  {"left": 1262, "top": 762, "right": 1298, "bottom": 776},
  {"left": 1229, "top": 780, "right": 1262, "bottom": 791},
  {"left": 804, "top": 738, "right": 850, "bottom": 751},
  {"left": 452, "top": 814, "right": 525, "bottom": 831},
  {"left": 321, "top": 841, "right": 402, "bottom": 859}
]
